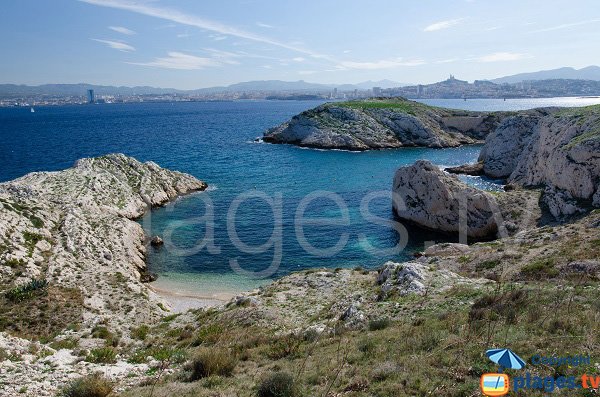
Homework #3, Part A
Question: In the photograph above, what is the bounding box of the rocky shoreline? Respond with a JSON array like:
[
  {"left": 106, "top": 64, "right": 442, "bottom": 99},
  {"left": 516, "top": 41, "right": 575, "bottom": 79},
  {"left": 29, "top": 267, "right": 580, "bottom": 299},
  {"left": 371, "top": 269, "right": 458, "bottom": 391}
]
[
  {"left": 0, "top": 101, "right": 598, "bottom": 395},
  {"left": 0, "top": 154, "right": 207, "bottom": 332}
]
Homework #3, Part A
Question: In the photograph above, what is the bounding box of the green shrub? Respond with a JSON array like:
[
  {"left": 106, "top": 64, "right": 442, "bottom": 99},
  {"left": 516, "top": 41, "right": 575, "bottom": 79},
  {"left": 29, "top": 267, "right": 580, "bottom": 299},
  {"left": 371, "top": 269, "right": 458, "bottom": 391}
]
[
  {"left": 476, "top": 259, "right": 501, "bottom": 270},
  {"left": 58, "top": 373, "right": 113, "bottom": 397},
  {"left": 130, "top": 324, "right": 149, "bottom": 341},
  {"left": 5, "top": 279, "right": 48, "bottom": 302},
  {"left": 86, "top": 347, "right": 117, "bottom": 364},
  {"left": 187, "top": 348, "right": 237, "bottom": 381},
  {"left": 368, "top": 317, "right": 390, "bottom": 331},
  {"left": 357, "top": 337, "right": 376, "bottom": 354},
  {"left": 193, "top": 323, "right": 224, "bottom": 345},
  {"left": 266, "top": 334, "right": 301, "bottom": 359},
  {"left": 257, "top": 372, "right": 299, "bottom": 397},
  {"left": 521, "top": 259, "right": 559, "bottom": 278}
]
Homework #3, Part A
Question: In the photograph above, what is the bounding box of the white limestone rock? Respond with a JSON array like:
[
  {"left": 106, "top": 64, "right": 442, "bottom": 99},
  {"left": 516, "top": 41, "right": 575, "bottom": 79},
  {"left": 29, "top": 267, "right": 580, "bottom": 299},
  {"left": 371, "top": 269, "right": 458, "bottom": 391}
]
[{"left": 392, "top": 160, "right": 500, "bottom": 239}]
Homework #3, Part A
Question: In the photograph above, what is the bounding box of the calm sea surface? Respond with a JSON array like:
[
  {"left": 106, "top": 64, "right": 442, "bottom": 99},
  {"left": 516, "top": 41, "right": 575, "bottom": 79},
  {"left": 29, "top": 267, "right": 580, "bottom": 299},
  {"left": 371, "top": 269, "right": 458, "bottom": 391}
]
[{"left": 1, "top": 97, "right": 598, "bottom": 295}]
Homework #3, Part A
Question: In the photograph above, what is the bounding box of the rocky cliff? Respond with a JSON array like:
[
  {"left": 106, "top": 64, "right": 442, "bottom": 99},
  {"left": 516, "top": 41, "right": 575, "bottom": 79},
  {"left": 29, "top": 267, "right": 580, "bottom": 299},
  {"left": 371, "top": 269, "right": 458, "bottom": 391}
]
[
  {"left": 263, "top": 98, "right": 506, "bottom": 150},
  {"left": 0, "top": 154, "right": 206, "bottom": 337},
  {"left": 392, "top": 160, "right": 500, "bottom": 239},
  {"left": 479, "top": 105, "right": 600, "bottom": 218}
]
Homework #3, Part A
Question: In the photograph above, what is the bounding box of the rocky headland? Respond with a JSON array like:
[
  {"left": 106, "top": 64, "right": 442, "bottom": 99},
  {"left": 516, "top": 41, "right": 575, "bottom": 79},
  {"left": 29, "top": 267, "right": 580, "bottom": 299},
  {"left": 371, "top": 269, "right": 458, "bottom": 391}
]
[
  {"left": 0, "top": 155, "right": 205, "bottom": 335},
  {"left": 263, "top": 98, "right": 510, "bottom": 150}
]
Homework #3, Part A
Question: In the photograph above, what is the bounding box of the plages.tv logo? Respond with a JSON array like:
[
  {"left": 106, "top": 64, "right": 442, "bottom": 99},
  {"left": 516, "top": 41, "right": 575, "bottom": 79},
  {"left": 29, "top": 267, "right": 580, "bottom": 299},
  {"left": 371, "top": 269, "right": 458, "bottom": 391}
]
[{"left": 480, "top": 348, "right": 526, "bottom": 396}]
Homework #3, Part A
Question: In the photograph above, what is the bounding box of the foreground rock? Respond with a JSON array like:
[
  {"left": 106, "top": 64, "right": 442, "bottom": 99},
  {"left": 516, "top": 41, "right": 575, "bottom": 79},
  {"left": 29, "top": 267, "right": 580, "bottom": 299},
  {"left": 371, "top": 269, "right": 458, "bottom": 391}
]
[
  {"left": 264, "top": 98, "right": 506, "bottom": 150},
  {"left": 392, "top": 160, "right": 500, "bottom": 239},
  {"left": 479, "top": 105, "right": 600, "bottom": 218},
  {"left": 0, "top": 154, "right": 206, "bottom": 338},
  {"left": 376, "top": 261, "right": 489, "bottom": 298}
]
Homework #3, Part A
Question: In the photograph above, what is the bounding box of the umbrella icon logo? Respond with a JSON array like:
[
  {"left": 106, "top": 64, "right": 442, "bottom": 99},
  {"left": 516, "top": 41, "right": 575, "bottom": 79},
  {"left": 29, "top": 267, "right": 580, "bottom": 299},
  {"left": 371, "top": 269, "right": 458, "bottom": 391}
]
[
  {"left": 480, "top": 348, "right": 526, "bottom": 396},
  {"left": 486, "top": 348, "right": 526, "bottom": 371}
]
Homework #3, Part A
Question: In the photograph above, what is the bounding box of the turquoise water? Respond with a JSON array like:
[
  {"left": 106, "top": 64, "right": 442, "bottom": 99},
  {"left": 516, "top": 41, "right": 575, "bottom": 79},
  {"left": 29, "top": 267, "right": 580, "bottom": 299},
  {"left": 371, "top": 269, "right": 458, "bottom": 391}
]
[{"left": 1, "top": 97, "right": 599, "bottom": 296}]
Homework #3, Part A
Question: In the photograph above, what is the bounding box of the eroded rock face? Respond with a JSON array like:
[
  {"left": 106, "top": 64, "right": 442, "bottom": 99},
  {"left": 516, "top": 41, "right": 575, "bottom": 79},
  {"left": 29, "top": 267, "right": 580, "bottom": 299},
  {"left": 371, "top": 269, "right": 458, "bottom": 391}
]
[
  {"left": 376, "top": 261, "right": 487, "bottom": 298},
  {"left": 0, "top": 154, "right": 207, "bottom": 333},
  {"left": 479, "top": 107, "right": 600, "bottom": 217},
  {"left": 263, "top": 99, "right": 500, "bottom": 150},
  {"left": 392, "top": 160, "right": 500, "bottom": 239}
]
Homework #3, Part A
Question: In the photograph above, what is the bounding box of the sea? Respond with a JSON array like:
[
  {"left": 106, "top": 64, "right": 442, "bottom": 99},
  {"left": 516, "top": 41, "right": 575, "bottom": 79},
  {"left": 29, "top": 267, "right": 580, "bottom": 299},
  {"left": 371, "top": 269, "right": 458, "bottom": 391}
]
[{"left": 1, "top": 97, "right": 599, "bottom": 296}]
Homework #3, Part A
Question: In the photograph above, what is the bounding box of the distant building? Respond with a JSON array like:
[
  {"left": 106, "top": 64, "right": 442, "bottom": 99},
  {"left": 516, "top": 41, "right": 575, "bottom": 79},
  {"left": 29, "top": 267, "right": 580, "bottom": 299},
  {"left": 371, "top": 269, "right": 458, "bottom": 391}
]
[
  {"left": 87, "top": 89, "right": 95, "bottom": 104},
  {"left": 417, "top": 85, "right": 424, "bottom": 96},
  {"left": 332, "top": 87, "right": 338, "bottom": 98},
  {"left": 372, "top": 87, "right": 382, "bottom": 96}
]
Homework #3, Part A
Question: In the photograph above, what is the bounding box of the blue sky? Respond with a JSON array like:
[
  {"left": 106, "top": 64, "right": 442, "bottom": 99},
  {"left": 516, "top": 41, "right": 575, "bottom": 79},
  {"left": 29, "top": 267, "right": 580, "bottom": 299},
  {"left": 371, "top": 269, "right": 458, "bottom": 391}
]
[{"left": 1, "top": 0, "right": 599, "bottom": 89}]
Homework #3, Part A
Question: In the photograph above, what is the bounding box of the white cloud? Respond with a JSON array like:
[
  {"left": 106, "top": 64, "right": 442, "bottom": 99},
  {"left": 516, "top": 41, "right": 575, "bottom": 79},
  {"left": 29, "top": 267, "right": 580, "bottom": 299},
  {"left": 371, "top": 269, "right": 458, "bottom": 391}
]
[
  {"left": 424, "top": 18, "right": 464, "bottom": 32},
  {"left": 339, "top": 58, "right": 425, "bottom": 70},
  {"left": 292, "top": 57, "right": 306, "bottom": 62},
  {"left": 472, "top": 52, "right": 530, "bottom": 62},
  {"left": 530, "top": 18, "right": 600, "bottom": 33},
  {"left": 256, "top": 22, "right": 273, "bottom": 28},
  {"left": 91, "top": 38, "right": 135, "bottom": 52},
  {"left": 177, "top": 33, "right": 191, "bottom": 38},
  {"left": 80, "top": 0, "right": 328, "bottom": 59},
  {"left": 108, "top": 26, "right": 136, "bottom": 35},
  {"left": 435, "top": 58, "right": 459, "bottom": 64},
  {"left": 128, "top": 52, "right": 219, "bottom": 70},
  {"left": 202, "top": 48, "right": 242, "bottom": 65},
  {"left": 298, "top": 70, "right": 318, "bottom": 75},
  {"left": 209, "top": 34, "right": 228, "bottom": 41}
]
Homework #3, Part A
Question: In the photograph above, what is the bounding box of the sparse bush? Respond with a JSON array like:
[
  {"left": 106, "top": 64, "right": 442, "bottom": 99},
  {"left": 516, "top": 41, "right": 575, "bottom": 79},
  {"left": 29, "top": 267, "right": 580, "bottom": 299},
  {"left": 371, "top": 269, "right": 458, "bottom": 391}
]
[
  {"left": 130, "top": 324, "right": 149, "bottom": 341},
  {"left": 521, "top": 258, "right": 559, "bottom": 278},
  {"left": 58, "top": 373, "right": 113, "bottom": 397},
  {"left": 257, "top": 372, "right": 298, "bottom": 397},
  {"left": 193, "top": 323, "right": 224, "bottom": 346},
  {"left": 5, "top": 279, "right": 48, "bottom": 302},
  {"left": 357, "top": 337, "right": 376, "bottom": 354},
  {"left": 476, "top": 259, "right": 501, "bottom": 271},
  {"left": 187, "top": 348, "right": 237, "bottom": 381},
  {"left": 266, "top": 334, "right": 302, "bottom": 359},
  {"left": 50, "top": 337, "right": 78, "bottom": 350},
  {"left": 86, "top": 347, "right": 117, "bottom": 364},
  {"left": 371, "top": 361, "right": 399, "bottom": 381},
  {"left": 368, "top": 317, "right": 390, "bottom": 331}
]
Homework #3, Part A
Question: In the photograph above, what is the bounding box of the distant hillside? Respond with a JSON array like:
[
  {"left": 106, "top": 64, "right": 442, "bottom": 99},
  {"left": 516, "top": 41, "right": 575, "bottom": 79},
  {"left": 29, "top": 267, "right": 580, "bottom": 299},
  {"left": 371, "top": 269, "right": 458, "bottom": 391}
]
[
  {"left": 0, "top": 79, "right": 413, "bottom": 98},
  {"left": 492, "top": 66, "right": 600, "bottom": 84},
  {"left": 0, "top": 83, "right": 185, "bottom": 97}
]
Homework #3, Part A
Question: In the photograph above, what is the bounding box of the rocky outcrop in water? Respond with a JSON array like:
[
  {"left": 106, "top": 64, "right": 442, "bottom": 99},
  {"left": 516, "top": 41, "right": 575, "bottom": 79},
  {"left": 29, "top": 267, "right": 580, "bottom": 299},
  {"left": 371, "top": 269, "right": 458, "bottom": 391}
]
[
  {"left": 0, "top": 154, "right": 206, "bottom": 335},
  {"left": 263, "top": 98, "right": 505, "bottom": 150},
  {"left": 479, "top": 106, "right": 600, "bottom": 218},
  {"left": 392, "top": 160, "right": 500, "bottom": 239}
]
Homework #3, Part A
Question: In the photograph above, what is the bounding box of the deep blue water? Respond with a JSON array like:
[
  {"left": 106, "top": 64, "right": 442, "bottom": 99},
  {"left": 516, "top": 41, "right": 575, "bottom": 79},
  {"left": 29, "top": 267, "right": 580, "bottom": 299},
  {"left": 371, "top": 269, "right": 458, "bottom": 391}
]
[{"left": 1, "top": 97, "right": 598, "bottom": 295}]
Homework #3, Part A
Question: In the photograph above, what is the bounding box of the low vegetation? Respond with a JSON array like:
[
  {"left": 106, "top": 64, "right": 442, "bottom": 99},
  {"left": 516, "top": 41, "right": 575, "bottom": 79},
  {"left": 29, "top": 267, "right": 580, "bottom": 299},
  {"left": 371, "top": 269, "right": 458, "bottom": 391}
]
[
  {"left": 58, "top": 373, "right": 114, "bottom": 397},
  {"left": 117, "top": 276, "right": 599, "bottom": 397}
]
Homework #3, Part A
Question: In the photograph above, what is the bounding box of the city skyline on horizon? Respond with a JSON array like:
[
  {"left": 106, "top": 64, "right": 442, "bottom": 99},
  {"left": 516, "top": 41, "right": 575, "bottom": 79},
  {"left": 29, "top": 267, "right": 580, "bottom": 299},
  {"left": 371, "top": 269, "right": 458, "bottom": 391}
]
[{"left": 1, "top": 0, "right": 599, "bottom": 89}]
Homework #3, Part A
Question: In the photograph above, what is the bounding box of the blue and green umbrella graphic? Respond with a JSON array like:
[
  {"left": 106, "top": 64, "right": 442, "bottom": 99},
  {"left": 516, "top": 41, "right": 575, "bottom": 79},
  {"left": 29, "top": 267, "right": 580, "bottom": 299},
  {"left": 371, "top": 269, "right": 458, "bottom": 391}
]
[{"left": 486, "top": 348, "right": 526, "bottom": 371}]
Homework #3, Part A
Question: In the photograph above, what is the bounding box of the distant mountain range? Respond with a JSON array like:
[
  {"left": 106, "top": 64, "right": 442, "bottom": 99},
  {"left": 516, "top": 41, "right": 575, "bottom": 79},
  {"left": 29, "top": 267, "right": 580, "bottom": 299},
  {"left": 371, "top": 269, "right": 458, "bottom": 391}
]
[
  {"left": 3, "top": 67, "right": 600, "bottom": 98},
  {"left": 492, "top": 66, "right": 600, "bottom": 84},
  {"left": 0, "top": 79, "right": 409, "bottom": 97}
]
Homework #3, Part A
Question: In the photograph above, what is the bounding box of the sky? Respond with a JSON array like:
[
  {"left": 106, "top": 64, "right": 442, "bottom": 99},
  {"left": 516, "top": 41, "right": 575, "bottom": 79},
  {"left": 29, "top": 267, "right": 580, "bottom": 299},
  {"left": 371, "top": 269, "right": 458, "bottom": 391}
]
[{"left": 1, "top": 0, "right": 599, "bottom": 89}]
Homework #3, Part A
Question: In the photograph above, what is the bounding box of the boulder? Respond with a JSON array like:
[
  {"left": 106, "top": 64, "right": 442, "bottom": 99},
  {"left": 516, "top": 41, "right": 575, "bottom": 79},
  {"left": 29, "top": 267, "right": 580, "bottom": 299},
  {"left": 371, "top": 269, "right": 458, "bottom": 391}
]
[
  {"left": 541, "top": 186, "right": 585, "bottom": 220},
  {"left": 140, "top": 272, "right": 158, "bottom": 283},
  {"left": 376, "top": 261, "right": 487, "bottom": 298},
  {"left": 150, "top": 236, "right": 164, "bottom": 247},
  {"left": 444, "top": 162, "right": 484, "bottom": 176},
  {"left": 392, "top": 160, "right": 500, "bottom": 239}
]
